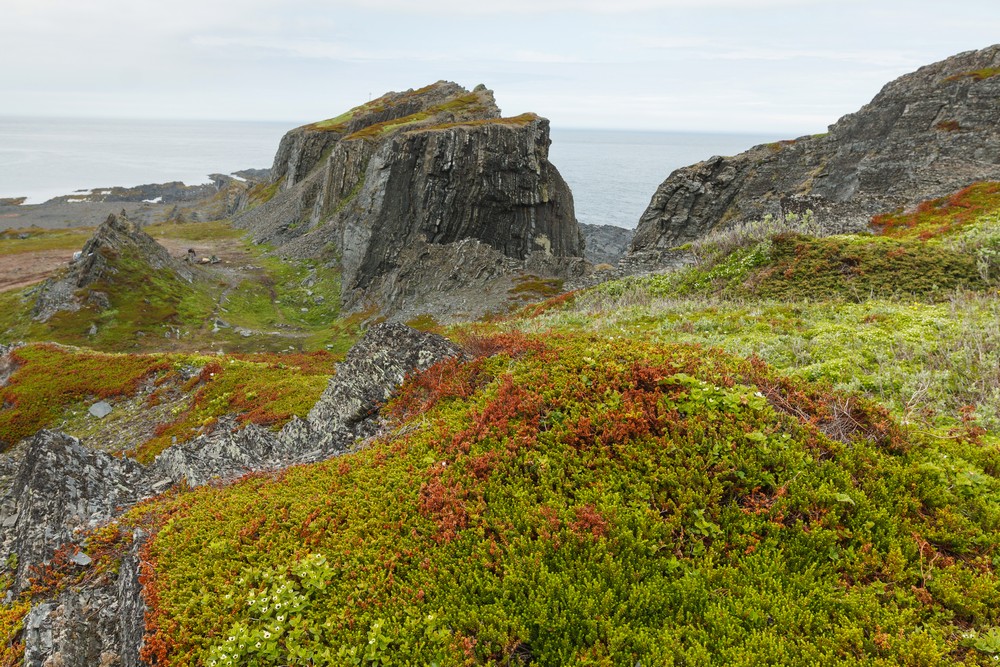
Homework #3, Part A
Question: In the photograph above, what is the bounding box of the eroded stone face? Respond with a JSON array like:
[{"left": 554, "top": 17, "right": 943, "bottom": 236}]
[
  {"left": 630, "top": 44, "right": 1000, "bottom": 254},
  {"left": 234, "top": 81, "right": 585, "bottom": 320}
]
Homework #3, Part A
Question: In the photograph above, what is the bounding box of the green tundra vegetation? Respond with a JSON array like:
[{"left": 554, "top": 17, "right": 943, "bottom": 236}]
[
  {"left": 0, "top": 220, "right": 357, "bottom": 354},
  {"left": 2, "top": 182, "right": 1000, "bottom": 664}
]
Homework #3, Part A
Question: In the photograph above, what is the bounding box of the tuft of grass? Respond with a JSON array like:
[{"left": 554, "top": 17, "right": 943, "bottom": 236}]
[{"left": 945, "top": 67, "right": 1000, "bottom": 82}]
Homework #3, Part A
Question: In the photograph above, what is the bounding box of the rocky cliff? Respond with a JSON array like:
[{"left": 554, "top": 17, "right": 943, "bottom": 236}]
[
  {"left": 631, "top": 44, "right": 1000, "bottom": 255},
  {"left": 235, "top": 81, "right": 585, "bottom": 319}
]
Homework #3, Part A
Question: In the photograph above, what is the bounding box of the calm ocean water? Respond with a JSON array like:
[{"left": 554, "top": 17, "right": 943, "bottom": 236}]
[
  {"left": 549, "top": 129, "right": 782, "bottom": 229},
  {"left": 0, "top": 117, "right": 781, "bottom": 228}
]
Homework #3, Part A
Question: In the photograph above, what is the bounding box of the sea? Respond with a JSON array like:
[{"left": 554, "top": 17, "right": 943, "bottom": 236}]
[{"left": 0, "top": 117, "right": 782, "bottom": 229}]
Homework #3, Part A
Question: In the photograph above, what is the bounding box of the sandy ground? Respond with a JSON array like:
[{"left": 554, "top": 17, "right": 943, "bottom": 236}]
[{"left": 0, "top": 249, "right": 76, "bottom": 292}]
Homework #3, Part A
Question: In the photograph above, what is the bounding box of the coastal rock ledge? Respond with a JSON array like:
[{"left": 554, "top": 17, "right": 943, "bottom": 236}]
[
  {"left": 235, "top": 81, "right": 586, "bottom": 321},
  {"left": 630, "top": 44, "right": 1000, "bottom": 257}
]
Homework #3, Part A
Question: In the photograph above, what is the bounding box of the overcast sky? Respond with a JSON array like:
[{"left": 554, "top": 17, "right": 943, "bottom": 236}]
[{"left": 3, "top": 0, "right": 998, "bottom": 134}]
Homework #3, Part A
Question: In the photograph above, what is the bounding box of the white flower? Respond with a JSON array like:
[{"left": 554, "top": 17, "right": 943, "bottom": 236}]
[{"left": 263, "top": 631, "right": 271, "bottom": 639}]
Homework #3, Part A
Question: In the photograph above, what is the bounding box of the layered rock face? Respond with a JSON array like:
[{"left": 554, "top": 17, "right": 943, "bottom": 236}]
[
  {"left": 631, "top": 44, "right": 1000, "bottom": 254},
  {"left": 236, "top": 81, "right": 585, "bottom": 318},
  {"left": 30, "top": 211, "right": 193, "bottom": 322}
]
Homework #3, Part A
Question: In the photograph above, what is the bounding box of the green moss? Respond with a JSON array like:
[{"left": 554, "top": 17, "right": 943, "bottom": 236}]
[
  {"left": 405, "top": 313, "right": 442, "bottom": 332},
  {"left": 509, "top": 275, "right": 565, "bottom": 299},
  {"left": 945, "top": 67, "right": 1000, "bottom": 82},
  {"left": 89, "top": 333, "right": 1000, "bottom": 665}
]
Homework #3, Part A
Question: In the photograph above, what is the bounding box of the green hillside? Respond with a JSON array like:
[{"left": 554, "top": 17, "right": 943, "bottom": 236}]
[{"left": 3, "top": 183, "right": 1000, "bottom": 664}]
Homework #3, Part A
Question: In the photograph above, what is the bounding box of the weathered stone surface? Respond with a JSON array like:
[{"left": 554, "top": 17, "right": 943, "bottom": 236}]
[
  {"left": 298, "top": 321, "right": 465, "bottom": 448},
  {"left": 0, "top": 344, "right": 20, "bottom": 389},
  {"left": 88, "top": 401, "right": 113, "bottom": 419},
  {"left": 0, "top": 430, "right": 147, "bottom": 592},
  {"left": 30, "top": 211, "right": 194, "bottom": 322},
  {"left": 21, "top": 529, "right": 147, "bottom": 667},
  {"left": 236, "top": 81, "right": 585, "bottom": 318},
  {"left": 580, "top": 223, "right": 634, "bottom": 266},
  {"left": 3, "top": 323, "right": 462, "bottom": 666},
  {"left": 631, "top": 44, "right": 1000, "bottom": 254}
]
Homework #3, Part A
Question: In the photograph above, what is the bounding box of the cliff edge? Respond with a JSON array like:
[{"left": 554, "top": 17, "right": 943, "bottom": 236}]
[
  {"left": 235, "top": 82, "right": 585, "bottom": 320},
  {"left": 630, "top": 44, "right": 1000, "bottom": 255}
]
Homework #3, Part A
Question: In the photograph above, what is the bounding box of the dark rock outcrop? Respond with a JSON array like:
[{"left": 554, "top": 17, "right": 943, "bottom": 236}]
[
  {"left": 631, "top": 44, "right": 1000, "bottom": 254},
  {"left": 29, "top": 211, "right": 193, "bottom": 322},
  {"left": 0, "top": 431, "right": 148, "bottom": 592},
  {"left": 580, "top": 223, "right": 634, "bottom": 266},
  {"left": 21, "top": 528, "right": 147, "bottom": 667},
  {"left": 0, "top": 323, "right": 462, "bottom": 665},
  {"left": 236, "top": 81, "right": 585, "bottom": 319}
]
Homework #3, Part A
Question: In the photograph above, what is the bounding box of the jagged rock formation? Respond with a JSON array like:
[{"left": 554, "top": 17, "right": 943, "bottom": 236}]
[
  {"left": 631, "top": 44, "right": 1000, "bottom": 256},
  {"left": 580, "top": 223, "right": 635, "bottom": 266},
  {"left": 235, "top": 81, "right": 585, "bottom": 319},
  {"left": 29, "top": 211, "right": 193, "bottom": 322},
  {"left": 0, "top": 323, "right": 462, "bottom": 665}
]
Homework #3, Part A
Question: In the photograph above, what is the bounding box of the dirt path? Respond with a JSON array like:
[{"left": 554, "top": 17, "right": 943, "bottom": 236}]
[{"left": 0, "top": 249, "right": 76, "bottom": 292}]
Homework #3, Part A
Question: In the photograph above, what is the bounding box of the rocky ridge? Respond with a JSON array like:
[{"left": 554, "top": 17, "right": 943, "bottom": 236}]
[
  {"left": 630, "top": 44, "right": 1000, "bottom": 256},
  {"left": 0, "top": 323, "right": 463, "bottom": 665},
  {"left": 235, "top": 81, "right": 586, "bottom": 321},
  {"left": 29, "top": 212, "right": 195, "bottom": 323}
]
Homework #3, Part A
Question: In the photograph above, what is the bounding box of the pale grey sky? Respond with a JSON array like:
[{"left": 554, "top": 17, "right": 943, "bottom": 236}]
[{"left": 2, "top": 0, "right": 998, "bottom": 133}]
